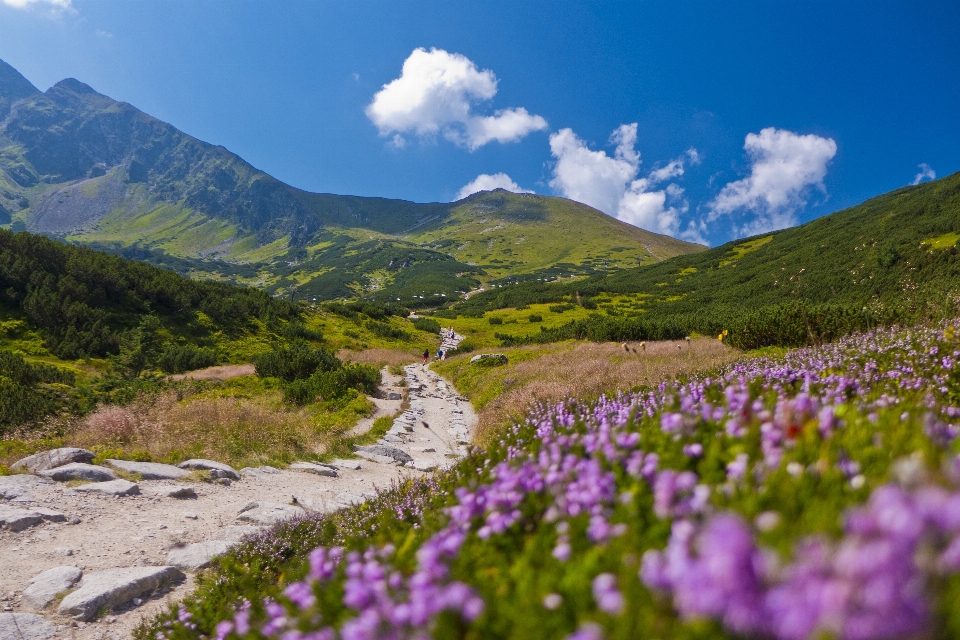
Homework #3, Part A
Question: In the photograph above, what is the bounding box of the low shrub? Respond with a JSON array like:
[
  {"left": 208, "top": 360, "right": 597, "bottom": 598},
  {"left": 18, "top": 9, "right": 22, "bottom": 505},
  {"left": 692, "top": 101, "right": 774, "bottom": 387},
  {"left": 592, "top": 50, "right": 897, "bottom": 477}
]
[
  {"left": 488, "top": 317, "right": 503, "bottom": 325},
  {"left": 412, "top": 317, "right": 442, "bottom": 334},
  {"left": 528, "top": 314, "right": 543, "bottom": 323}
]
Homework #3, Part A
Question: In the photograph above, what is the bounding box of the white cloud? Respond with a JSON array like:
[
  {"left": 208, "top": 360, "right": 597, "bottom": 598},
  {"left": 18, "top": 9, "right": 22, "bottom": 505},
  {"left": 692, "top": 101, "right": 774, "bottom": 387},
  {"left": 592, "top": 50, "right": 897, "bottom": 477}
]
[
  {"left": 548, "top": 123, "right": 696, "bottom": 238},
  {"left": 455, "top": 173, "right": 532, "bottom": 201},
  {"left": 366, "top": 47, "right": 547, "bottom": 151},
  {"left": 2, "top": 0, "right": 71, "bottom": 9},
  {"left": 912, "top": 163, "right": 936, "bottom": 185},
  {"left": 708, "top": 127, "right": 837, "bottom": 234},
  {"left": 95, "top": 29, "right": 113, "bottom": 38}
]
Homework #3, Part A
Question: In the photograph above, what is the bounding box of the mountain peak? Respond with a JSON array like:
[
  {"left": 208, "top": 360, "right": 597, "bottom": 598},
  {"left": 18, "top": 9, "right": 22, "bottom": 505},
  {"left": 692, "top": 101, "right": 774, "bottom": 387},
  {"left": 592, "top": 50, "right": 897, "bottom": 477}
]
[
  {"left": 0, "top": 58, "right": 41, "bottom": 118},
  {"left": 50, "top": 78, "right": 101, "bottom": 96}
]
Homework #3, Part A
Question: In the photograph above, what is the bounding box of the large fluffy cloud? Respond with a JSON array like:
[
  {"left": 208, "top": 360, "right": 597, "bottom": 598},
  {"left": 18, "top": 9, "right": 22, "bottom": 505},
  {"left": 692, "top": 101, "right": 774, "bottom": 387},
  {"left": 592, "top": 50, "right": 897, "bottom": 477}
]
[
  {"left": 366, "top": 48, "right": 547, "bottom": 150},
  {"left": 548, "top": 123, "right": 698, "bottom": 239},
  {"left": 708, "top": 127, "right": 837, "bottom": 235},
  {"left": 455, "top": 173, "right": 532, "bottom": 201}
]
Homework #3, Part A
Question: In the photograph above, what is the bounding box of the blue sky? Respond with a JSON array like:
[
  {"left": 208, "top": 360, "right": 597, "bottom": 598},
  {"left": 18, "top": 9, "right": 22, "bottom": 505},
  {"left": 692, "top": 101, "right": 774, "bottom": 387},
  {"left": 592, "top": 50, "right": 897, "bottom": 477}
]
[{"left": 1, "top": 1, "right": 958, "bottom": 245}]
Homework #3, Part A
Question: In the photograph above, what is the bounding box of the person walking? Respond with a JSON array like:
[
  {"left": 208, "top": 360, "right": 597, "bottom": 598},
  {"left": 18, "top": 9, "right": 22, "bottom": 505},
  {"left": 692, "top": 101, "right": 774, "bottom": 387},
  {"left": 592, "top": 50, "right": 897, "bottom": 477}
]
[{"left": 422, "top": 348, "right": 429, "bottom": 366}]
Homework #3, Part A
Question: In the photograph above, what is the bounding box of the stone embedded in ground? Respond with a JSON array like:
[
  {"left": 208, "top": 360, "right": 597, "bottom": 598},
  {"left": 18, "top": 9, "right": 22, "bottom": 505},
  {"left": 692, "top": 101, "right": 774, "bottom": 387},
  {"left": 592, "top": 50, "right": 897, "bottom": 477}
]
[
  {"left": 336, "top": 492, "right": 367, "bottom": 506},
  {"left": 145, "top": 485, "right": 197, "bottom": 499},
  {"left": 289, "top": 461, "right": 338, "bottom": 478},
  {"left": 73, "top": 479, "right": 140, "bottom": 496},
  {"left": 57, "top": 566, "right": 185, "bottom": 621},
  {"left": 330, "top": 458, "right": 362, "bottom": 470},
  {"left": 176, "top": 459, "right": 240, "bottom": 480},
  {"left": 354, "top": 444, "right": 413, "bottom": 464},
  {"left": 240, "top": 465, "right": 283, "bottom": 478},
  {"left": 105, "top": 460, "right": 189, "bottom": 480},
  {"left": 30, "top": 507, "right": 66, "bottom": 523},
  {"left": 381, "top": 435, "right": 403, "bottom": 444},
  {"left": 415, "top": 447, "right": 437, "bottom": 453},
  {"left": 21, "top": 566, "right": 82, "bottom": 611},
  {"left": 0, "top": 505, "right": 43, "bottom": 532},
  {"left": 166, "top": 540, "right": 232, "bottom": 571},
  {"left": 0, "top": 613, "right": 56, "bottom": 640},
  {"left": 387, "top": 392, "right": 402, "bottom": 400},
  {"left": 0, "top": 475, "right": 53, "bottom": 500},
  {"left": 353, "top": 451, "right": 396, "bottom": 465},
  {"left": 411, "top": 459, "right": 438, "bottom": 472},
  {"left": 11, "top": 448, "right": 95, "bottom": 474},
  {"left": 39, "top": 463, "right": 116, "bottom": 483},
  {"left": 235, "top": 501, "right": 305, "bottom": 525}
]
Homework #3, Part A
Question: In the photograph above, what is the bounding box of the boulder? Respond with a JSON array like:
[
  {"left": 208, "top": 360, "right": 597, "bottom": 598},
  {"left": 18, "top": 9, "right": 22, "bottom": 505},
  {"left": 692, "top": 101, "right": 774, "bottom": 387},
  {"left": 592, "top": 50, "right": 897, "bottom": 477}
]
[
  {"left": 235, "top": 501, "right": 305, "bottom": 526},
  {"left": 0, "top": 474, "right": 53, "bottom": 500},
  {"left": 11, "top": 448, "right": 95, "bottom": 474},
  {"left": 39, "top": 463, "right": 116, "bottom": 483},
  {"left": 57, "top": 566, "right": 185, "bottom": 621},
  {"left": 105, "top": 459, "right": 189, "bottom": 480},
  {"left": 22, "top": 566, "right": 82, "bottom": 611},
  {"left": 354, "top": 444, "right": 413, "bottom": 464},
  {"left": 73, "top": 479, "right": 140, "bottom": 496},
  {"left": 177, "top": 459, "right": 240, "bottom": 480},
  {"left": 0, "top": 505, "right": 43, "bottom": 532},
  {"left": 289, "top": 461, "right": 338, "bottom": 478},
  {"left": 166, "top": 540, "right": 232, "bottom": 571},
  {"left": 30, "top": 507, "right": 67, "bottom": 523},
  {"left": 0, "top": 613, "right": 55, "bottom": 640}
]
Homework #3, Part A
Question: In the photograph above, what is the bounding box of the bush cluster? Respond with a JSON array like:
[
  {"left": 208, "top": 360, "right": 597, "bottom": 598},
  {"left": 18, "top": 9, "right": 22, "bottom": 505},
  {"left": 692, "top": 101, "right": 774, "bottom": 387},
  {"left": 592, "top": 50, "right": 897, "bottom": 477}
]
[{"left": 252, "top": 340, "right": 380, "bottom": 406}]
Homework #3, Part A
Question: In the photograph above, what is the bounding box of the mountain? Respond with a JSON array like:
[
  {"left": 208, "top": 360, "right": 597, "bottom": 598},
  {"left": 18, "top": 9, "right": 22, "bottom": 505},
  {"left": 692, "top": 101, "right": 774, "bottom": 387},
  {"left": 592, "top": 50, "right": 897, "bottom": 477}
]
[
  {"left": 0, "top": 59, "right": 703, "bottom": 305},
  {"left": 452, "top": 170, "right": 960, "bottom": 347}
]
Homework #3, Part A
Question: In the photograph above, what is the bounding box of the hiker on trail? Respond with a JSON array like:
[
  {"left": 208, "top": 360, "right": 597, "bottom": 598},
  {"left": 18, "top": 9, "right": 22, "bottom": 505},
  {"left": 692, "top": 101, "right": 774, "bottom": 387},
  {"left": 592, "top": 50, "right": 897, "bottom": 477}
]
[
  {"left": 422, "top": 349, "right": 429, "bottom": 365},
  {"left": 437, "top": 348, "right": 444, "bottom": 360}
]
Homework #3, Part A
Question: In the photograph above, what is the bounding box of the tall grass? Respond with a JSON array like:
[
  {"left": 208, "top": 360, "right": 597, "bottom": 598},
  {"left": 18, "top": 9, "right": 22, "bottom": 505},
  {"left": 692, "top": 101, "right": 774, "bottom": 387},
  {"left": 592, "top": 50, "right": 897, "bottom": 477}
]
[{"left": 435, "top": 338, "right": 738, "bottom": 446}]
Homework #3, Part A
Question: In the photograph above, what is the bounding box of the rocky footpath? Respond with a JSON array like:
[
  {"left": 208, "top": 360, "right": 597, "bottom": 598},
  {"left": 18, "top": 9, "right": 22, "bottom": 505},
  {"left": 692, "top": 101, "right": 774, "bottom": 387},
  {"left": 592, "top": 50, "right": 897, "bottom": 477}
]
[{"left": 0, "top": 364, "right": 476, "bottom": 640}]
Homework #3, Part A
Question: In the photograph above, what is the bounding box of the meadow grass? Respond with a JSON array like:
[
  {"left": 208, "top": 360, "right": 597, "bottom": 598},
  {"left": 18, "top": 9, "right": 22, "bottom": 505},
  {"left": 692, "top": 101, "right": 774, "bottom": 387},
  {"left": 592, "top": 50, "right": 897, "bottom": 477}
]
[{"left": 433, "top": 337, "right": 738, "bottom": 446}]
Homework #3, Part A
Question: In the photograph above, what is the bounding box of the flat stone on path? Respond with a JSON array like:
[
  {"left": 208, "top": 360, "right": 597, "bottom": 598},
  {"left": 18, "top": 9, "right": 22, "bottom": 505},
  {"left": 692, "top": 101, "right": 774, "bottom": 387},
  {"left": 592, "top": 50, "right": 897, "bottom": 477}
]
[
  {"left": 236, "top": 501, "right": 305, "bottom": 525},
  {"left": 354, "top": 450, "right": 396, "bottom": 465},
  {"left": 289, "top": 461, "right": 338, "bottom": 477},
  {"left": 336, "top": 492, "right": 367, "bottom": 506},
  {"left": 177, "top": 459, "right": 240, "bottom": 480},
  {"left": 411, "top": 459, "right": 438, "bottom": 472},
  {"left": 354, "top": 444, "right": 413, "bottom": 464},
  {"left": 0, "top": 474, "right": 52, "bottom": 499},
  {"left": 73, "top": 479, "right": 140, "bottom": 496},
  {"left": 22, "top": 566, "right": 82, "bottom": 611},
  {"left": 210, "top": 525, "right": 263, "bottom": 543},
  {"left": 166, "top": 540, "right": 232, "bottom": 571},
  {"left": 0, "top": 505, "right": 43, "bottom": 532},
  {"left": 39, "top": 463, "right": 116, "bottom": 483},
  {"left": 12, "top": 448, "right": 95, "bottom": 474},
  {"left": 0, "top": 613, "right": 56, "bottom": 640},
  {"left": 105, "top": 459, "right": 189, "bottom": 480},
  {"left": 330, "top": 458, "right": 362, "bottom": 470},
  {"left": 57, "top": 565, "right": 185, "bottom": 621},
  {"left": 144, "top": 485, "right": 196, "bottom": 499}
]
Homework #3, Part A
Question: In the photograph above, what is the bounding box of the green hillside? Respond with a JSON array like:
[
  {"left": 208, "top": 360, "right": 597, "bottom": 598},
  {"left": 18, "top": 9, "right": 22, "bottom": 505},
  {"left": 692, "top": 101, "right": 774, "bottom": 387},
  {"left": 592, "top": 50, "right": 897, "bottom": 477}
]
[
  {"left": 0, "top": 59, "right": 702, "bottom": 305},
  {"left": 445, "top": 170, "right": 960, "bottom": 347}
]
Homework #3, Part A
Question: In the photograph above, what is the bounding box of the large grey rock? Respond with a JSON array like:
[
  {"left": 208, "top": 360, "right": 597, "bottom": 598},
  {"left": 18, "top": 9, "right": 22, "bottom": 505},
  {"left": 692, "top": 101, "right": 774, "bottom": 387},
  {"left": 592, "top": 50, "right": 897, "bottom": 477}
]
[
  {"left": 0, "top": 505, "right": 43, "bottom": 532},
  {"left": 0, "top": 474, "right": 52, "bottom": 499},
  {"left": 57, "top": 566, "right": 184, "bottom": 621},
  {"left": 289, "top": 461, "right": 338, "bottom": 478},
  {"left": 354, "top": 444, "right": 413, "bottom": 464},
  {"left": 22, "top": 566, "right": 82, "bottom": 611},
  {"left": 177, "top": 459, "right": 240, "bottom": 480},
  {"left": 0, "top": 613, "right": 55, "bottom": 640},
  {"left": 73, "top": 479, "right": 140, "bottom": 496},
  {"left": 166, "top": 540, "right": 232, "bottom": 571},
  {"left": 29, "top": 507, "right": 67, "bottom": 523},
  {"left": 240, "top": 466, "right": 281, "bottom": 478},
  {"left": 330, "top": 458, "right": 362, "bottom": 470},
  {"left": 105, "top": 459, "right": 189, "bottom": 480},
  {"left": 11, "top": 448, "right": 94, "bottom": 474},
  {"left": 235, "top": 501, "right": 305, "bottom": 525},
  {"left": 39, "top": 463, "right": 116, "bottom": 483}
]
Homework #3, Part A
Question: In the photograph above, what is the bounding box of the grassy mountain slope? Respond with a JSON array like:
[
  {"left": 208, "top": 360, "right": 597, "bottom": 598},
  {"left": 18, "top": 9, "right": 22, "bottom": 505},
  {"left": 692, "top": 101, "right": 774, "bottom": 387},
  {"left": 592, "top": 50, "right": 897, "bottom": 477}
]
[
  {"left": 445, "top": 170, "right": 960, "bottom": 347},
  {"left": 0, "top": 59, "right": 703, "bottom": 303}
]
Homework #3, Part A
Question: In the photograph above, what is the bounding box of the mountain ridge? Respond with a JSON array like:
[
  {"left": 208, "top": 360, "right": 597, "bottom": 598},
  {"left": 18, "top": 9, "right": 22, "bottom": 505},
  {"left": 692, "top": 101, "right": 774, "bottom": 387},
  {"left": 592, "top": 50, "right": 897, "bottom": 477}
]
[{"left": 0, "top": 58, "right": 703, "bottom": 303}]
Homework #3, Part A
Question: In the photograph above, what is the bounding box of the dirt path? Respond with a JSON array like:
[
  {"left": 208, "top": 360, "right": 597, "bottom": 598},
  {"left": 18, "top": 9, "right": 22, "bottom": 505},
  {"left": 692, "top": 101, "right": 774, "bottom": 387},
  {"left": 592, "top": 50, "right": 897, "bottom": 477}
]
[{"left": 0, "top": 364, "right": 476, "bottom": 640}]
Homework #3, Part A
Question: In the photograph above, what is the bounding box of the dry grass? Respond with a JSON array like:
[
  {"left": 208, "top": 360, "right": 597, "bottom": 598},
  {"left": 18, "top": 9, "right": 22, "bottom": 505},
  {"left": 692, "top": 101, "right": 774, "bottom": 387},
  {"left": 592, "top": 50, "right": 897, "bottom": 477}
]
[
  {"left": 67, "top": 392, "right": 329, "bottom": 469},
  {"left": 438, "top": 338, "right": 739, "bottom": 447},
  {"left": 168, "top": 364, "right": 256, "bottom": 381},
  {"left": 337, "top": 348, "right": 419, "bottom": 369}
]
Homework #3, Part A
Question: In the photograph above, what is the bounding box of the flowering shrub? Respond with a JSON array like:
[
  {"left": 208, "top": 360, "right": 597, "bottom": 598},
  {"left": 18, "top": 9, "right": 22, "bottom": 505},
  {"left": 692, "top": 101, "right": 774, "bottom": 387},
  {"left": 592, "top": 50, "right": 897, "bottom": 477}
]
[{"left": 149, "top": 322, "right": 960, "bottom": 640}]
